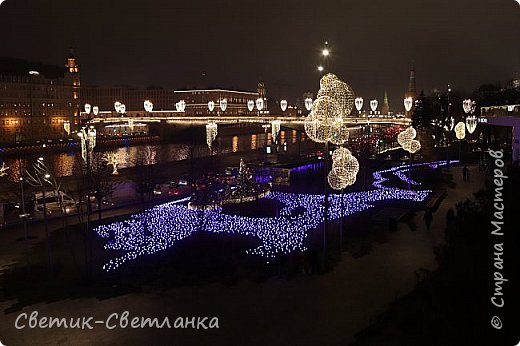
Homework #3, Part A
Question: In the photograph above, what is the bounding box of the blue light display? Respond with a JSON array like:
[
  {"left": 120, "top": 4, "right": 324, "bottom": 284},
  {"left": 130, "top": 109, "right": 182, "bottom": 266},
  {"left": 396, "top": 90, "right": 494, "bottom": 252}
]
[{"left": 95, "top": 160, "right": 454, "bottom": 271}]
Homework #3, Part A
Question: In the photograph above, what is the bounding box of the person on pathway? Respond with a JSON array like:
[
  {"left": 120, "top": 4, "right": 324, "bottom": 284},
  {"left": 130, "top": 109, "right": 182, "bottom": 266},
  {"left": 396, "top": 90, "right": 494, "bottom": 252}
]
[{"left": 462, "top": 166, "right": 469, "bottom": 182}]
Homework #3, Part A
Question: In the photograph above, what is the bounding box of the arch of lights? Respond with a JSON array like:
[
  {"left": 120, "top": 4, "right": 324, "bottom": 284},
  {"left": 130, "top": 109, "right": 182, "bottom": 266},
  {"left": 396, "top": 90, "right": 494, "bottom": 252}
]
[{"left": 95, "top": 160, "right": 454, "bottom": 271}]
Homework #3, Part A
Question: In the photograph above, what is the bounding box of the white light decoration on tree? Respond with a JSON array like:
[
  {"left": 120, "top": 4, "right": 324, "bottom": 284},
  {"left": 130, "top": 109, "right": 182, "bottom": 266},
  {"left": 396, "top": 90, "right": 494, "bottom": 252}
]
[
  {"left": 305, "top": 97, "right": 313, "bottom": 111},
  {"left": 355, "top": 97, "right": 363, "bottom": 113},
  {"left": 206, "top": 122, "right": 218, "bottom": 150},
  {"left": 208, "top": 101, "right": 215, "bottom": 112},
  {"left": 103, "top": 151, "right": 124, "bottom": 175},
  {"left": 455, "top": 121, "right": 466, "bottom": 140},
  {"left": 271, "top": 120, "right": 281, "bottom": 141},
  {"left": 404, "top": 97, "right": 413, "bottom": 112},
  {"left": 0, "top": 162, "right": 9, "bottom": 177},
  {"left": 93, "top": 106, "right": 99, "bottom": 116},
  {"left": 247, "top": 100, "right": 255, "bottom": 112},
  {"left": 84, "top": 103, "right": 91, "bottom": 114},
  {"left": 370, "top": 99, "right": 378, "bottom": 112},
  {"left": 466, "top": 115, "right": 477, "bottom": 134},
  {"left": 256, "top": 98, "right": 264, "bottom": 111},
  {"left": 144, "top": 100, "right": 153, "bottom": 112},
  {"left": 280, "top": 99, "right": 288, "bottom": 112},
  {"left": 219, "top": 98, "right": 228, "bottom": 112},
  {"left": 114, "top": 101, "right": 122, "bottom": 113}
]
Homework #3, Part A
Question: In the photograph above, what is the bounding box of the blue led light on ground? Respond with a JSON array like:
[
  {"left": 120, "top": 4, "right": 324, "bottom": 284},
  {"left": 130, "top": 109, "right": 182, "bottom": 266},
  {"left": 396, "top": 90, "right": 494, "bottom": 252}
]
[{"left": 95, "top": 160, "right": 453, "bottom": 271}]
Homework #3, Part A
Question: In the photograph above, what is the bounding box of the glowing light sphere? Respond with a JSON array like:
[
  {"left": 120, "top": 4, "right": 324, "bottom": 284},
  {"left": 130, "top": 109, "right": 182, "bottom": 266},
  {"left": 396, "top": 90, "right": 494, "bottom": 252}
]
[
  {"left": 329, "top": 118, "right": 350, "bottom": 145},
  {"left": 408, "top": 139, "right": 421, "bottom": 154},
  {"left": 271, "top": 120, "right": 281, "bottom": 140},
  {"left": 370, "top": 99, "right": 378, "bottom": 112},
  {"left": 397, "top": 126, "right": 417, "bottom": 147},
  {"left": 220, "top": 98, "right": 228, "bottom": 112},
  {"left": 119, "top": 104, "right": 126, "bottom": 114},
  {"left": 208, "top": 101, "right": 215, "bottom": 112},
  {"left": 206, "top": 122, "right": 218, "bottom": 149},
  {"left": 176, "top": 100, "right": 186, "bottom": 112},
  {"left": 84, "top": 103, "right": 91, "bottom": 114},
  {"left": 280, "top": 99, "right": 288, "bottom": 112},
  {"left": 144, "top": 100, "right": 153, "bottom": 112},
  {"left": 92, "top": 106, "right": 99, "bottom": 116},
  {"left": 404, "top": 97, "right": 413, "bottom": 112},
  {"left": 114, "top": 101, "right": 121, "bottom": 113},
  {"left": 328, "top": 147, "right": 359, "bottom": 190},
  {"left": 318, "top": 74, "right": 355, "bottom": 117},
  {"left": 466, "top": 115, "right": 477, "bottom": 134},
  {"left": 304, "top": 96, "right": 341, "bottom": 143},
  {"left": 305, "top": 97, "right": 313, "bottom": 111},
  {"left": 256, "top": 98, "right": 264, "bottom": 111},
  {"left": 455, "top": 121, "right": 466, "bottom": 140},
  {"left": 355, "top": 97, "right": 363, "bottom": 112},
  {"left": 247, "top": 100, "right": 255, "bottom": 112},
  {"left": 463, "top": 99, "right": 473, "bottom": 114}
]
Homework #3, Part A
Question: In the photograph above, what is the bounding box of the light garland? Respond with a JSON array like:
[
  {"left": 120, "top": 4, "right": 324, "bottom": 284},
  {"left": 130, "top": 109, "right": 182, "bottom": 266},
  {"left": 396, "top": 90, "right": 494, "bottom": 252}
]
[
  {"left": 95, "top": 160, "right": 453, "bottom": 271},
  {"left": 304, "top": 96, "right": 341, "bottom": 143}
]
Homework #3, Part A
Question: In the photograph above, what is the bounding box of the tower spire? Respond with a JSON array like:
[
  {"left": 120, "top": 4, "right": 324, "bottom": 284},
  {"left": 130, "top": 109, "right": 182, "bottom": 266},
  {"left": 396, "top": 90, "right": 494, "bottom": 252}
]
[
  {"left": 407, "top": 62, "right": 416, "bottom": 97},
  {"left": 382, "top": 90, "right": 390, "bottom": 115}
]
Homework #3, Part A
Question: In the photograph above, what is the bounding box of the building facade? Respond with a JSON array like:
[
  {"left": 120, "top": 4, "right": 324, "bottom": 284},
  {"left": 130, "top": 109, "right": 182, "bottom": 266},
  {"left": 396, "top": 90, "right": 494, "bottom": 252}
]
[{"left": 0, "top": 53, "right": 79, "bottom": 145}]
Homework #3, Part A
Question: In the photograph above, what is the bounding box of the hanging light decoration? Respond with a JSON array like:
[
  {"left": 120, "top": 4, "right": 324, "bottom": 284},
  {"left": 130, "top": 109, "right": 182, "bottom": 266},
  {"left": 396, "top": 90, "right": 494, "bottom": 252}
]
[
  {"left": 304, "top": 97, "right": 313, "bottom": 111},
  {"left": 466, "top": 115, "right": 477, "bottom": 134},
  {"left": 247, "top": 100, "right": 255, "bottom": 112},
  {"left": 462, "top": 99, "right": 473, "bottom": 114},
  {"left": 271, "top": 120, "right": 281, "bottom": 141},
  {"left": 280, "top": 99, "right": 288, "bottom": 112},
  {"left": 144, "top": 100, "right": 154, "bottom": 112},
  {"left": 256, "top": 98, "right": 264, "bottom": 111},
  {"left": 206, "top": 122, "right": 218, "bottom": 150},
  {"left": 63, "top": 121, "right": 70, "bottom": 135},
  {"left": 328, "top": 147, "right": 359, "bottom": 190},
  {"left": 208, "top": 101, "right": 215, "bottom": 112},
  {"left": 220, "top": 98, "right": 228, "bottom": 112},
  {"left": 455, "top": 121, "right": 466, "bottom": 140},
  {"left": 114, "top": 101, "right": 122, "bottom": 113},
  {"left": 317, "top": 74, "right": 355, "bottom": 117},
  {"left": 370, "top": 99, "right": 378, "bottom": 112},
  {"left": 355, "top": 97, "right": 363, "bottom": 114},
  {"left": 176, "top": 100, "right": 186, "bottom": 112},
  {"left": 304, "top": 95, "right": 341, "bottom": 143},
  {"left": 84, "top": 103, "right": 91, "bottom": 114},
  {"left": 404, "top": 97, "right": 413, "bottom": 112},
  {"left": 93, "top": 106, "right": 99, "bottom": 116},
  {"left": 119, "top": 104, "right": 126, "bottom": 114}
]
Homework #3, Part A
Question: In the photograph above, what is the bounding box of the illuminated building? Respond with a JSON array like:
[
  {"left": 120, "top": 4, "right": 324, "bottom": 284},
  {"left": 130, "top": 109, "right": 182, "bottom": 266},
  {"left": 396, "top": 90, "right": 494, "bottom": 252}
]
[{"left": 0, "top": 51, "right": 78, "bottom": 144}]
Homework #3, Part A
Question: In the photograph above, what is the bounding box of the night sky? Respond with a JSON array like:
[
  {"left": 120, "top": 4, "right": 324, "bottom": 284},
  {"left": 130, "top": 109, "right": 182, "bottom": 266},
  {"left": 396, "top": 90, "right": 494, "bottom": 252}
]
[{"left": 1, "top": 0, "right": 520, "bottom": 108}]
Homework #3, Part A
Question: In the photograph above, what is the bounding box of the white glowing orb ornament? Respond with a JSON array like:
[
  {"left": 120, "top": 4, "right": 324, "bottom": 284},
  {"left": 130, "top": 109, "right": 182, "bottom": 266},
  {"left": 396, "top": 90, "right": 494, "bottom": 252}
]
[
  {"left": 114, "top": 101, "right": 122, "bottom": 113},
  {"left": 220, "top": 98, "right": 228, "bottom": 112},
  {"left": 280, "top": 99, "right": 288, "bottom": 112},
  {"left": 404, "top": 97, "right": 413, "bottom": 112},
  {"left": 93, "top": 106, "right": 99, "bottom": 116},
  {"left": 144, "top": 100, "right": 153, "bottom": 112},
  {"left": 247, "top": 100, "right": 255, "bottom": 112},
  {"left": 208, "top": 101, "right": 215, "bottom": 112},
  {"left": 84, "top": 103, "right": 91, "bottom": 114},
  {"left": 305, "top": 97, "right": 313, "bottom": 111},
  {"left": 455, "top": 121, "right": 466, "bottom": 140},
  {"left": 370, "top": 99, "right": 378, "bottom": 112},
  {"left": 119, "top": 104, "right": 126, "bottom": 114},
  {"left": 256, "top": 98, "right": 264, "bottom": 111}
]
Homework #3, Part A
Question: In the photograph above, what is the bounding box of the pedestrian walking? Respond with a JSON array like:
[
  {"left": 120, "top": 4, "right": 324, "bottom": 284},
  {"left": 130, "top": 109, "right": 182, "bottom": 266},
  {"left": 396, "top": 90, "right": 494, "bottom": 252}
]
[{"left": 462, "top": 166, "right": 469, "bottom": 182}]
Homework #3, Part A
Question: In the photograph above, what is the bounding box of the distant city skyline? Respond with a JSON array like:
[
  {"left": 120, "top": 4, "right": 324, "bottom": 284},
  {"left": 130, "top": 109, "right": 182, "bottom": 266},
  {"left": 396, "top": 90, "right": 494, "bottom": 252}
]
[{"left": 1, "top": 0, "right": 519, "bottom": 109}]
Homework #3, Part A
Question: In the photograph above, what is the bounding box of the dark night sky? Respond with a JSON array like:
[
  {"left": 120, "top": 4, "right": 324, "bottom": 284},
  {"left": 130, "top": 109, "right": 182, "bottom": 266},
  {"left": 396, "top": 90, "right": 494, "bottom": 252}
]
[{"left": 1, "top": 0, "right": 520, "bottom": 109}]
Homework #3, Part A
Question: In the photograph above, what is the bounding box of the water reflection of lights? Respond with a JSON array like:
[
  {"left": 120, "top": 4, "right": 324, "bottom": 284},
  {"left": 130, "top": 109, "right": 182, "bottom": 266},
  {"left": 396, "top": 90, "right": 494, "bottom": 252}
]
[
  {"left": 95, "top": 160, "right": 452, "bottom": 271},
  {"left": 232, "top": 136, "right": 239, "bottom": 153}
]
